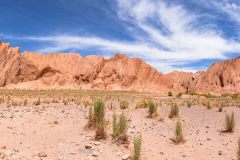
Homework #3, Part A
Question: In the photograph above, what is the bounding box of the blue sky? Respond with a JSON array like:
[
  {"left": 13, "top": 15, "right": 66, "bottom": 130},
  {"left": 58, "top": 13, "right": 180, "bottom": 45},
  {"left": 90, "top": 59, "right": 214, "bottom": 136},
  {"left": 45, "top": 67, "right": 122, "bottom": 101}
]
[{"left": 1, "top": 0, "right": 240, "bottom": 73}]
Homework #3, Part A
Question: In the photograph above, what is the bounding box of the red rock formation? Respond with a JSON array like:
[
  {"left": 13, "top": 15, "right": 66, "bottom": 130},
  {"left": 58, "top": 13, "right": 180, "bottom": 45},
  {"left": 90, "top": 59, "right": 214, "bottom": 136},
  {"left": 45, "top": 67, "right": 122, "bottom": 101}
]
[
  {"left": 2, "top": 42, "right": 240, "bottom": 94},
  {"left": 23, "top": 52, "right": 182, "bottom": 93},
  {"left": 0, "top": 43, "right": 39, "bottom": 86},
  {"left": 189, "top": 57, "right": 240, "bottom": 94}
]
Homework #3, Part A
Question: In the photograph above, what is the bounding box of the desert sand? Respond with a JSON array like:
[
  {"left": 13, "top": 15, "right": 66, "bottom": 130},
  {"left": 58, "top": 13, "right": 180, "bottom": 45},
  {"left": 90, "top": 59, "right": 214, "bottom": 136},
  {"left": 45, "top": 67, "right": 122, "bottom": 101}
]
[{"left": 0, "top": 90, "right": 239, "bottom": 160}]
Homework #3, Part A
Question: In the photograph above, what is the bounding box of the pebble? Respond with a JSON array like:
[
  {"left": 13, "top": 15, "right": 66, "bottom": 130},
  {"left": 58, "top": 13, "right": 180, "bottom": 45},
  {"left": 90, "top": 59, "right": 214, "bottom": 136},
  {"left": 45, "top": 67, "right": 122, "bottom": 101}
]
[{"left": 37, "top": 151, "right": 47, "bottom": 157}]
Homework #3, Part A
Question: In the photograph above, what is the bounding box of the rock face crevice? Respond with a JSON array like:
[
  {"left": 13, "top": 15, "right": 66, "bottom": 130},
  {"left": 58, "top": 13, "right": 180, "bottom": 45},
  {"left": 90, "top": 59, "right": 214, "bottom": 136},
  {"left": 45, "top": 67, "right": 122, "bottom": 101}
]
[{"left": 1, "top": 42, "right": 240, "bottom": 94}]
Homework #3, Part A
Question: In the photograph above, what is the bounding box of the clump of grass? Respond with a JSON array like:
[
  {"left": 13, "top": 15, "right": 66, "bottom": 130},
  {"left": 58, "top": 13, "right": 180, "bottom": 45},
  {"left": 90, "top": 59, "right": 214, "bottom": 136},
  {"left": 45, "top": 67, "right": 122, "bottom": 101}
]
[
  {"left": 219, "top": 101, "right": 224, "bottom": 112},
  {"left": 94, "top": 99, "right": 106, "bottom": 140},
  {"left": 224, "top": 112, "right": 235, "bottom": 132},
  {"left": 207, "top": 101, "right": 212, "bottom": 109},
  {"left": 112, "top": 113, "right": 128, "bottom": 143},
  {"left": 132, "top": 133, "right": 142, "bottom": 160},
  {"left": 187, "top": 101, "right": 192, "bottom": 108},
  {"left": 34, "top": 97, "right": 41, "bottom": 106},
  {"left": 176, "top": 93, "right": 182, "bottom": 98},
  {"left": 120, "top": 100, "right": 129, "bottom": 109},
  {"left": 86, "top": 106, "right": 94, "bottom": 128},
  {"left": 148, "top": 101, "right": 158, "bottom": 118},
  {"left": 63, "top": 99, "right": 68, "bottom": 105},
  {"left": 94, "top": 99, "right": 105, "bottom": 125},
  {"left": 171, "top": 120, "right": 184, "bottom": 144},
  {"left": 169, "top": 103, "right": 179, "bottom": 118},
  {"left": 23, "top": 99, "right": 28, "bottom": 106},
  {"left": 112, "top": 113, "right": 118, "bottom": 138},
  {"left": 168, "top": 91, "right": 173, "bottom": 97},
  {"left": 135, "top": 97, "right": 151, "bottom": 109},
  {"left": 237, "top": 138, "right": 240, "bottom": 160},
  {"left": 95, "top": 120, "right": 106, "bottom": 140}
]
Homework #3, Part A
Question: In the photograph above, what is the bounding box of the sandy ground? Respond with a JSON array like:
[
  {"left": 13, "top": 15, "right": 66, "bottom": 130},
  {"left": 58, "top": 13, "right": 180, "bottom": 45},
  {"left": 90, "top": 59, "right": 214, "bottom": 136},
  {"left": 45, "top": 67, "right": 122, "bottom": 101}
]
[{"left": 0, "top": 101, "right": 239, "bottom": 160}]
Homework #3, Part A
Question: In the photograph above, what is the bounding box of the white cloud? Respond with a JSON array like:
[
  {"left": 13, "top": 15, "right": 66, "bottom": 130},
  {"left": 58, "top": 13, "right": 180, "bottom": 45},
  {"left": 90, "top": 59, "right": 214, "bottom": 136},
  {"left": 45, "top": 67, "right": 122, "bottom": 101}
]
[{"left": 4, "top": 0, "right": 240, "bottom": 73}]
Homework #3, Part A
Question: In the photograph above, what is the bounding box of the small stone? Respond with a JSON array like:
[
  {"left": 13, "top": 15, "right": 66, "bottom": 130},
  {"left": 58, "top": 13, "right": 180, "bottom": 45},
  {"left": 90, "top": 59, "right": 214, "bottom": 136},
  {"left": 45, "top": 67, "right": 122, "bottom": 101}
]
[
  {"left": 92, "top": 152, "right": 98, "bottom": 157},
  {"left": 121, "top": 153, "right": 130, "bottom": 160},
  {"left": 37, "top": 152, "right": 47, "bottom": 157},
  {"left": 85, "top": 144, "right": 92, "bottom": 149},
  {"left": 94, "top": 141, "right": 100, "bottom": 146}
]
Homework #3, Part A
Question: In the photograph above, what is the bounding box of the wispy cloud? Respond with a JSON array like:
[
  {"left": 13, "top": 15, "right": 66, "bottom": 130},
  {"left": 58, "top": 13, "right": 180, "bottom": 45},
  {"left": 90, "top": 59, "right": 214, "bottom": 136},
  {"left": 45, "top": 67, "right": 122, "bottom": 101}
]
[{"left": 3, "top": 0, "right": 240, "bottom": 73}]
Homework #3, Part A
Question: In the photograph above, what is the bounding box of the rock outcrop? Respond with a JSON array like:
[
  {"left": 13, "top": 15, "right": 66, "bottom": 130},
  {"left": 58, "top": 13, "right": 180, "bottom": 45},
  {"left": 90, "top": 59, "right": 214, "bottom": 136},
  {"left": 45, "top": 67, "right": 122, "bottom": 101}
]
[
  {"left": 0, "top": 42, "right": 39, "bottom": 86},
  {"left": 188, "top": 57, "right": 240, "bottom": 94},
  {"left": 1, "top": 42, "right": 240, "bottom": 94}
]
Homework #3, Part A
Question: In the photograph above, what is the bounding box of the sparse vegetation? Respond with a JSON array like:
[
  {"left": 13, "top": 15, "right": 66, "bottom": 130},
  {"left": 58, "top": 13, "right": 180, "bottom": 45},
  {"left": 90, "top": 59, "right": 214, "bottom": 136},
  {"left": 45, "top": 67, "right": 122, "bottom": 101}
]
[
  {"left": 94, "top": 99, "right": 106, "bottom": 140},
  {"left": 207, "top": 100, "right": 212, "bottom": 109},
  {"left": 169, "top": 103, "right": 179, "bottom": 118},
  {"left": 219, "top": 101, "right": 224, "bottom": 112},
  {"left": 176, "top": 93, "right": 182, "bottom": 98},
  {"left": 86, "top": 106, "right": 94, "bottom": 128},
  {"left": 148, "top": 101, "right": 158, "bottom": 118},
  {"left": 187, "top": 101, "right": 191, "bottom": 108},
  {"left": 120, "top": 100, "right": 129, "bottom": 109},
  {"left": 171, "top": 120, "right": 184, "bottom": 144},
  {"left": 136, "top": 97, "right": 151, "bottom": 109},
  {"left": 237, "top": 138, "right": 240, "bottom": 160},
  {"left": 132, "top": 133, "right": 142, "bottom": 160},
  {"left": 168, "top": 91, "right": 173, "bottom": 97},
  {"left": 34, "top": 97, "right": 41, "bottom": 106},
  {"left": 225, "top": 112, "right": 235, "bottom": 132},
  {"left": 112, "top": 113, "right": 128, "bottom": 143}
]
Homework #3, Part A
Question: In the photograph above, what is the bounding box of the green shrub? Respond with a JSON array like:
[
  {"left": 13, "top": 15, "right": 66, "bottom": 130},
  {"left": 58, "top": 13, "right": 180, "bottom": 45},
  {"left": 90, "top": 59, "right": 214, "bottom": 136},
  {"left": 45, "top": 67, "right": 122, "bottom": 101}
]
[
  {"left": 120, "top": 100, "right": 129, "bottom": 109},
  {"left": 187, "top": 101, "right": 191, "bottom": 108},
  {"left": 136, "top": 97, "right": 150, "bottom": 109},
  {"left": 168, "top": 91, "right": 173, "bottom": 97},
  {"left": 112, "top": 113, "right": 128, "bottom": 142},
  {"left": 225, "top": 112, "right": 235, "bottom": 132},
  {"left": 237, "top": 138, "right": 240, "bottom": 160},
  {"left": 86, "top": 106, "right": 94, "bottom": 128},
  {"left": 176, "top": 93, "right": 182, "bottom": 98},
  {"left": 95, "top": 120, "right": 106, "bottom": 140},
  {"left": 94, "top": 99, "right": 105, "bottom": 125},
  {"left": 169, "top": 103, "right": 179, "bottom": 118},
  {"left": 112, "top": 113, "right": 118, "bottom": 137},
  {"left": 219, "top": 101, "right": 224, "bottom": 112},
  {"left": 34, "top": 97, "right": 41, "bottom": 106},
  {"left": 175, "top": 120, "right": 184, "bottom": 144},
  {"left": 207, "top": 101, "right": 212, "bottom": 110},
  {"left": 133, "top": 133, "right": 142, "bottom": 160},
  {"left": 148, "top": 101, "right": 158, "bottom": 118}
]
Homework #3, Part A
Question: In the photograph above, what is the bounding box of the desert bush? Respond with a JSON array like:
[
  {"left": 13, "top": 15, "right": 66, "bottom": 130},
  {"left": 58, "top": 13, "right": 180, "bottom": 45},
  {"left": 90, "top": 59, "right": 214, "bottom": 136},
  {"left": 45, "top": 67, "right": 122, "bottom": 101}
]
[
  {"left": 225, "top": 112, "right": 235, "bottom": 132},
  {"left": 11, "top": 100, "right": 18, "bottom": 106},
  {"left": 136, "top": 97, "right": 151, "bottom": 109},
  {"left": 86, "top": 106, "right": 94, "bottom": 128},
  {"left": 176, "top": 93, "right": 182, "bottom": 98},
  {"left": 120, "top": 100, "right": 129, "bottom": 109},
  {"left": 112, "top": 113, "right": 128, "bottom": 143},
  {"left": 207, "top": 101, "right": 212, "bottom": 110},
  {"left": 171, "top": 120, "right": 184, "bottom": 144},
  {"left": 34, "top": 97, "right": 41, "bottom": 106},
  {"left": 95, "top": 120, "right": 106, "bottom": 140},
  {"left": 148, "top": 101, "right": 158, "bottom": 118},
  {"left": 112, "top": 113, "right": 118, "bottom": 137},
  {"left": 169, "top": 103, "right": 179, "bottom": 118},
  {"left": 168, "top": 91, "right": 173, "bottom": 97},
  {"left": 94, "top": 99, "right": 105, "bottom": 125},
  {"left": 219, "top": 101, "right": 224, "bottom": 112},
  {"left": 187, "top": 101, "right": 192, "bottom": 108},
  {"left": 23, "top": 99, "right": 27, "bottom": 106},
  {"left": 0, "top": 96, "right": 3, "bottom": 104},
  {"left": 237, "top": 138, "right": 240, "bottom": 160},
  {"left": 132, "top": 133, "right": 142, "bottom": 160},
  {"left": 63, "top": 99, "right": 68, "bottom": 105}
]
